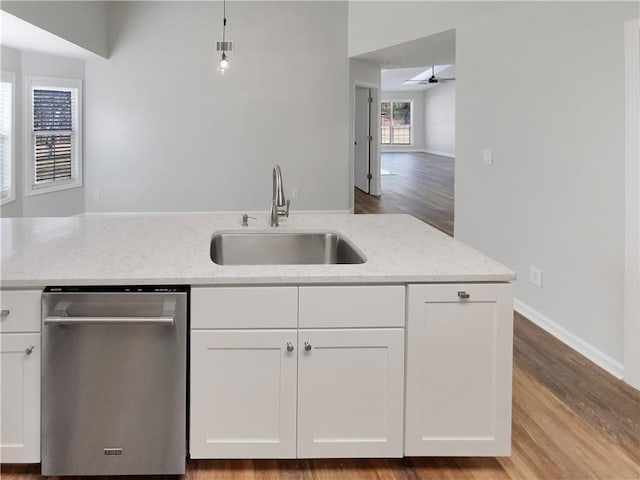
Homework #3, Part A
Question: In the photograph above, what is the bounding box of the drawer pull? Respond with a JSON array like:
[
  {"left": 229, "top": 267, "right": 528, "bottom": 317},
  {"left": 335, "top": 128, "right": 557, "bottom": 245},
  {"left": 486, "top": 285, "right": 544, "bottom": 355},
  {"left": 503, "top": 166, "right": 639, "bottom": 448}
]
[
  {"left": 457, "top": 291, "right": 470, "bottom": 300},
  {"left": 304, "top": 341, "right": 312, "bottom": 351},
  {"left": 25, "top": 345, "right": 34, "bottom": 355},
  {"left": 1, "top": 309, "right": 10, "bottom": 317}
]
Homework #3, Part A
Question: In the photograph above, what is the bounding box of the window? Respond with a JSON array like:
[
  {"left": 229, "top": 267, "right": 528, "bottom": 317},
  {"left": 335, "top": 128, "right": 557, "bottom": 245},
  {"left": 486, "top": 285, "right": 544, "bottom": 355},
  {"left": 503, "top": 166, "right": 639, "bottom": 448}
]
[
  {"left": 1, "top": 71, "right": 15, "bottom": 205},
  {"left": 26, "top": 76, "right": 82, "bottom": 195},
  {"left": 380, "top": 101, "right": 412, "bottom": 145}
]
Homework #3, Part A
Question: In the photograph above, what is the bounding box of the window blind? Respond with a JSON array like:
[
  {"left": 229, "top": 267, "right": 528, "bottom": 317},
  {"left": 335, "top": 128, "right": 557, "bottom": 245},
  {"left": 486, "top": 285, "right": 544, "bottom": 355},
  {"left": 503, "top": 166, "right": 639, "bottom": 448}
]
[
  {"left": 32, "top": 88, "right": 77, "bottom": 186},
  {"left": 0, "top": 80, "right": 12, "bottom": 201}
]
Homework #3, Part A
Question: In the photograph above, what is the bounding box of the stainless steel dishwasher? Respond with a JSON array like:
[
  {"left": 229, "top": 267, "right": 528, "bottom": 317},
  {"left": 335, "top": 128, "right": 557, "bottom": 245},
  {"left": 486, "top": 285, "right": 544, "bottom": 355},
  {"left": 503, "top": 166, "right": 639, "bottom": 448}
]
[{"left": 41, "top": 286, "right": 188, "bottom": 476}]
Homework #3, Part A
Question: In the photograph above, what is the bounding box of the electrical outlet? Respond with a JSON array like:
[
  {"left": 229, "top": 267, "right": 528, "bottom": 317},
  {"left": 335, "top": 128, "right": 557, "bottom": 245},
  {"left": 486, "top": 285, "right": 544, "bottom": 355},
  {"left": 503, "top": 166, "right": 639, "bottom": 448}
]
[
  {"left": 529, "top": 266, "right": 543, "bottom": 288},
  {"left": 292, "top": 189, "right": 299, "bottom": 199},
  {"left": 483, "top": 149, "right": 493, "bottom": 165},
  {"left": 93, "top": 189, "right": 100, "bottom": 200}
]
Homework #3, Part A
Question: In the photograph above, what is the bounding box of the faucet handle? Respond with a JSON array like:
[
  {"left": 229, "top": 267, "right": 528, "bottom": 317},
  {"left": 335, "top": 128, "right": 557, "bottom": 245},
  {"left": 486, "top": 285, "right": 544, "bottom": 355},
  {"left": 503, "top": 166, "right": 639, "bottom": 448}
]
[{"left": 284, "top": 199, "right": 290, "bottom": 217}]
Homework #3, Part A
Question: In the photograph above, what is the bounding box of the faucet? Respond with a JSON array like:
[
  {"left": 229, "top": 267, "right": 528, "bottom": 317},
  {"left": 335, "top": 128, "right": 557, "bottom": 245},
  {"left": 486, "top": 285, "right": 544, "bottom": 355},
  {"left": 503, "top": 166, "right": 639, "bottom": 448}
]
[{"left": 269, "top": 165, "right": 290, "bottom": 227}]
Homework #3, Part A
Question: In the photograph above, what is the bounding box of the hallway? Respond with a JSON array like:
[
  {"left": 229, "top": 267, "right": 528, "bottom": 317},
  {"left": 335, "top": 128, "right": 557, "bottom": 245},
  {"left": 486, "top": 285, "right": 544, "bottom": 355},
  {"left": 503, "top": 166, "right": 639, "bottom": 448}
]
[{"left": 354, "top": 152, "right": 454, "bottom": 236}]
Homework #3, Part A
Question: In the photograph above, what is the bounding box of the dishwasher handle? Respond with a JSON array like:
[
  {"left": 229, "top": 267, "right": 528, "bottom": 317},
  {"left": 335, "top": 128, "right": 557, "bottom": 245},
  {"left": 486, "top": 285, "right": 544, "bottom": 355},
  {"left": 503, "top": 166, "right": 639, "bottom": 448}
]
[
  {"left": 44, "top": 296, "right": 177, "bottom": 327},
  {"left": 44, "top": 316, "right": 175, "bottom": 326}
]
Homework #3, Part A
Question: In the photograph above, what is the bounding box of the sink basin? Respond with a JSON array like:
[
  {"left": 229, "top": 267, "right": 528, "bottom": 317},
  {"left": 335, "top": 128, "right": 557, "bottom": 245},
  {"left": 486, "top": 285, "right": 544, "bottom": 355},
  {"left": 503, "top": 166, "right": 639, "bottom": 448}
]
[{"left": 210, "top": 231, "right": 366, "bottom": 265}]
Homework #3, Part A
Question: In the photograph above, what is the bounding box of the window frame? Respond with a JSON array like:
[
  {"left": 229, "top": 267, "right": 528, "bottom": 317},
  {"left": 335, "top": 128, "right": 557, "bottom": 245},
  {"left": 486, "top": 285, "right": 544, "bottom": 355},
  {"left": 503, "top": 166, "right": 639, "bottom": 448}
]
[
  {"left": 380, "top": 100, "right": 413, "bottom": 146},
  {"left": 25, "top": 75, "right": 83, "bottom": 196},
  {"left": 1, "top": 71, "right": 16, "bottom": 206}
]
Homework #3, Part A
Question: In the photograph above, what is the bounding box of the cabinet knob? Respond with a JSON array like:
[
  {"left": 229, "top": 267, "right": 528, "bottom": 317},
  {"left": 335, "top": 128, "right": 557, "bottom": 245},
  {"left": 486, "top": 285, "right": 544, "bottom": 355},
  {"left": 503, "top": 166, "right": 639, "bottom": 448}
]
[
  {"left": 286, "top": 342, "right": 294, "bottom": 352},
  {"left": 1, "top": 309, "right": 10, "bottom": 317},
  {"left": 457, "top": 291, "right": 470, "bottom": 300},
  {"left": 25, "top": 345, "right": 34, "bottom": 355},
  {"left": 304, "top": 341, "right": 312, "bottom": 351}
]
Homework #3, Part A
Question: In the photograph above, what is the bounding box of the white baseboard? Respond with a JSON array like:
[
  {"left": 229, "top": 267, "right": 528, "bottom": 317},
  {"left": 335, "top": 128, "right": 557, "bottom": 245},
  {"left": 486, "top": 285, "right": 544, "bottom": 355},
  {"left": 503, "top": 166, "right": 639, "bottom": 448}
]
[
  {"left": 514, "top": 299, "right": 624, "bottom": 379},
  {"left": 424, "top": 149, "right": 456, "bottom": 158}
]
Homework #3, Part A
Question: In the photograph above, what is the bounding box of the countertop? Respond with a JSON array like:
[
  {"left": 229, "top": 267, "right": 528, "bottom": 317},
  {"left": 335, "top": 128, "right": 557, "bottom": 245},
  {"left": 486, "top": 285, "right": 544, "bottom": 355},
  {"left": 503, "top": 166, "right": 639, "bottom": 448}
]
[{"left": 0, "top": 213, "right": 515, "bottom": 288}]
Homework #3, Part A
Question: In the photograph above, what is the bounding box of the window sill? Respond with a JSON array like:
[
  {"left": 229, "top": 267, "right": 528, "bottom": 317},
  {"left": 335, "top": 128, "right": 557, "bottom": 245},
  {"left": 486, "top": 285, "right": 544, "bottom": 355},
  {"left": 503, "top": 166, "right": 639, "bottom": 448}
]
[
  {"left": 26, "top": 180, "right": 82, "bottom": 197},
  {"left": 1, "top": 194, "right": 16, "bottom": 206}
]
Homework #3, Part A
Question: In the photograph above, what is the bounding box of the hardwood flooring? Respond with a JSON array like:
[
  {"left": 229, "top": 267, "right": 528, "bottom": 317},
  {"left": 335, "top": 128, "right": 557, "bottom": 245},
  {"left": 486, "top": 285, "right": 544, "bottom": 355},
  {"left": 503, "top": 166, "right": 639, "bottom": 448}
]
[
  {"left": 354, "top": 152, "right": 455, "bottom": 236},
  {"left": 3, "top": 315, "right": 638, "bottom": 480}
]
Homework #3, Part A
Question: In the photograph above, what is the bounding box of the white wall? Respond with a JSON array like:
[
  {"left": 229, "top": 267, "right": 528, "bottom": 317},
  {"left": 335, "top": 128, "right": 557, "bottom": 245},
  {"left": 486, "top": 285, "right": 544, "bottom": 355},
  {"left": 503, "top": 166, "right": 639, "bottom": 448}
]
[
  {"left": 381, "top": 90, "right": 425, "bottom": 152},
  {"left": 424, "top": 83, "right": 455, "bottom": 157},
  {"left": 85, "top": 1, "right": 349, "bottom": 213},
  {"left": 348, "top": 1, "right": 503, "bottom": 58},
  {"left": 0, "top": 46, "right": 86, "bottom": 218},
  {"left": 349, "top": 1, "right": 639, "bottom": 371},
  {"left": 1, "top": 1, "right": 109, "bottom": 58}
]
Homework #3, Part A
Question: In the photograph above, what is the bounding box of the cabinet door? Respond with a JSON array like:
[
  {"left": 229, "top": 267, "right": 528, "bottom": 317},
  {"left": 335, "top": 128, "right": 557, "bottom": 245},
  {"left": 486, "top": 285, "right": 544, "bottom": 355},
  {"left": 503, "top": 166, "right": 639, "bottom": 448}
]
[
  {"left": 0, "top": 333, "right": 40, "bottom": 463},
  {"left": 190, "top": 330, "right": 297, "bottom": 459},
  {"left": 297, "top": 328, "right": 404, "bottom": 458},
  {"left": 405, "top": 284, "right": 513, "bottom": 456}
]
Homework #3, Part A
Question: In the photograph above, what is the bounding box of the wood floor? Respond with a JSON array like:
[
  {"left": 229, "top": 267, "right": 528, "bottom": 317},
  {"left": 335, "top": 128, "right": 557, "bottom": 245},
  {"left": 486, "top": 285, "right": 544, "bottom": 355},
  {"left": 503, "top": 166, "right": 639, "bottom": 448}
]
[
  {"left": 3, "top": 314, "right": 638, "bottom": 480},
  {"left": 354, "top": 152, "right": 455, "bottom": 236}
]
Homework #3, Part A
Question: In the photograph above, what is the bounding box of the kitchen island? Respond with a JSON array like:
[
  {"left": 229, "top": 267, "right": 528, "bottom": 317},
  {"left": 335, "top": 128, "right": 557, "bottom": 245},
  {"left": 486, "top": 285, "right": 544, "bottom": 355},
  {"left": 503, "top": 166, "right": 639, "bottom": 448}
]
[{"left": 1, "top": 213, "right": 515, "bottom": 466}]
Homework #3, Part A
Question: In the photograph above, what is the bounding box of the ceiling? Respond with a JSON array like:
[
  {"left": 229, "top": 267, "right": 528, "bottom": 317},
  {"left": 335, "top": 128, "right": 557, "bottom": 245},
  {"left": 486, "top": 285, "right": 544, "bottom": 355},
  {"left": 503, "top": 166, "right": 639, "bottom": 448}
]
[
  {"left": 353, "top": 28, "right": 456, "bottom": 92},
  {"left": 382, "top": 65, "right": 456, "bottom": 92},
  {"left": 1, "top": 10, "right": 97, "bottom": 59}
]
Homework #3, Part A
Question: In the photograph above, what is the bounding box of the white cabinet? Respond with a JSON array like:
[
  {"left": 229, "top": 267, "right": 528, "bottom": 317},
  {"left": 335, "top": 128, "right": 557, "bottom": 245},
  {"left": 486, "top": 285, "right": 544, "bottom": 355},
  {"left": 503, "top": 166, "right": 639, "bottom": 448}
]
[
  {"left": 1, "top": 288, "right": 42, "bottom": 463},
  {"left": 190, "top": 329, "right": 298, "bottom": 459},
  {"left": 297, "top": 328, "right": 404, "bottom": 458},
  {"left": 190, "top": 285, "right": 406, "bottom": 460},
  {"left": 405, "top": 283, "right": 513, "bottom": 456}
]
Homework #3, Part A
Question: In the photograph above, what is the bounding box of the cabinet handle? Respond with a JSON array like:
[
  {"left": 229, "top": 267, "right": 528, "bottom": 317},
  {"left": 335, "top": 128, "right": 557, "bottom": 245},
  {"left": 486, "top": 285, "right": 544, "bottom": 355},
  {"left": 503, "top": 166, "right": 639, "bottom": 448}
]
[
  {"left": 304, "top": 341, "right": 312, "bottom": 351},
  {"left": 286, "top": 342, "right": 294, "bottom": 352},
  {"left": 457, "top": 291, "right": 470, "bottom": 300},
  {"left": 1, "top": 309, "right": 9, "bottom": 317},
  {"left": 25, "top": 345, "right": 34, "bottom": 355}
]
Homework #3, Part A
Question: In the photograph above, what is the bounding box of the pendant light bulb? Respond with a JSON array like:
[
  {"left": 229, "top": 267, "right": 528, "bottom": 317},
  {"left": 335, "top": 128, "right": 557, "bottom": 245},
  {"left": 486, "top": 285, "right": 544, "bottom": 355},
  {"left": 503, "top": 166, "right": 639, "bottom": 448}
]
[{"left": 220, "top": 53, "right": 229, "bottom": 70}]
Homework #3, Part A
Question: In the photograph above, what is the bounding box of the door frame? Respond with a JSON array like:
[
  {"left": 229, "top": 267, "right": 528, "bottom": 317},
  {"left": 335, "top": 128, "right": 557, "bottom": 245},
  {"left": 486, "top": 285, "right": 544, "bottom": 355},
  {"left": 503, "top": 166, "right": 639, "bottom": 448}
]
[
  {"left": 352, "top": 81, "right": 381, "bottom": 201},
  {"left": 354, "top": 86, "right": 372, "bottom": 194},
  {"left": 624, "top": 18, "right": 640, "bottom": 389}
]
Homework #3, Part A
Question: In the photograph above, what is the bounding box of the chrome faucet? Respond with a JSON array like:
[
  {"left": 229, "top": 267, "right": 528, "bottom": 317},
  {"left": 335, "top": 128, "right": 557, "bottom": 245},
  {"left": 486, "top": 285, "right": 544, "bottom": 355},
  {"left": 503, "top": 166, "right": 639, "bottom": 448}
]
[{"left": 269, "top": 165, "right": 290, "bottom": 227}]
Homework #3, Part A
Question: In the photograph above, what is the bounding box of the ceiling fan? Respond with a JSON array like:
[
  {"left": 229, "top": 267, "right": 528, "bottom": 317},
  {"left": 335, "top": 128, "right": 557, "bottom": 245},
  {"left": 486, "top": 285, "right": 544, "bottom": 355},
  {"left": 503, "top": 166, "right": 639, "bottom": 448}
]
[{"left": 405, "top": 65, "right": 455, "bottom": 85}]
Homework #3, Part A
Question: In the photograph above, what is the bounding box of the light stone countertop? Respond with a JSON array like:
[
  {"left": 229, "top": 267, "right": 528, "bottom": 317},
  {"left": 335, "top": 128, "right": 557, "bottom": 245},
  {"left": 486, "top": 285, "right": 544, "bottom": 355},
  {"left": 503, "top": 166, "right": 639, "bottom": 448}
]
[{"left": 0, "top": 213, "right": 515, "bottom": 288}]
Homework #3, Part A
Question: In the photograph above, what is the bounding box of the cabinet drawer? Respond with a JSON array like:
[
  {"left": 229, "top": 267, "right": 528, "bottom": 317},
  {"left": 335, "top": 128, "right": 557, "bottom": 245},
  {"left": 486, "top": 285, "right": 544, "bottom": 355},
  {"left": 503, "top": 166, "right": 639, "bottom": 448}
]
[
  {"left": 191, "top": 287, "right": 298, "bottom": 329},
  {"left": 299, "top": 286, "right": 405, "bottom": 328},
  {"left": 0, "top": 290, "right": 42, "bottom": 333}
]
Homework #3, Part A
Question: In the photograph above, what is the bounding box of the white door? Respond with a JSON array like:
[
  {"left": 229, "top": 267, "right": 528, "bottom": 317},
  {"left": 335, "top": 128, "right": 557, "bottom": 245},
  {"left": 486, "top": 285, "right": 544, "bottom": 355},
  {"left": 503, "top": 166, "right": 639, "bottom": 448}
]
[
  {"left": 190, "top": 329, "right": 298, "bottom": 459},
  {"left": 405, "top": 284, "right": 513, "bottom": 456},
  {"left": 297, "top": 328, "right": 404, "bottom": 458},
  {"left": 0, "top": 333, "right": 40, "bottom": 463},
  {"left": 354, "top": 87, "right": 371, "bottom": 193}
]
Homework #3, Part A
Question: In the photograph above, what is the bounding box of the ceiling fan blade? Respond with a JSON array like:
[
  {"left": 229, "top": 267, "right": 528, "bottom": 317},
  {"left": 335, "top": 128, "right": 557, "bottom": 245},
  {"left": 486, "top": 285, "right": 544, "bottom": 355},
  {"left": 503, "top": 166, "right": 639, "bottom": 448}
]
[{"left": 439, "top": 77, "right": 456, "bottom": 81}]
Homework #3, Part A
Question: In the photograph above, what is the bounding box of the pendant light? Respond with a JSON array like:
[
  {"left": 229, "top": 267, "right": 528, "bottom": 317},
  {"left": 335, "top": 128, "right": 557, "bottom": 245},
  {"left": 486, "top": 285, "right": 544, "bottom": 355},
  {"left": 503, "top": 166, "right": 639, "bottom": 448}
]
[{"left": 216, "top": 0, "right": 233, "bottom": 74}]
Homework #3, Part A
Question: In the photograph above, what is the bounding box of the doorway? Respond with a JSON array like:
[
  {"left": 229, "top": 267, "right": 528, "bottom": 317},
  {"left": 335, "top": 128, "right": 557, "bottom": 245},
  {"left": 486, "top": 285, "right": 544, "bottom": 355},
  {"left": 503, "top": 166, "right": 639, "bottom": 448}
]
[{"left": 354, "top": 86, "right": 372, "bottom": 194}]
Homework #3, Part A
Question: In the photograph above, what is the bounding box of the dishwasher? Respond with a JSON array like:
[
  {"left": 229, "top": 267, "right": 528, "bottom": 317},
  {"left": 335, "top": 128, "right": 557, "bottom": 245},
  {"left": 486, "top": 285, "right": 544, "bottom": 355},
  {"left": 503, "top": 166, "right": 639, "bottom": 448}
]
[{"left": 41, "top": 285, "right": 188, "bottom": 476}]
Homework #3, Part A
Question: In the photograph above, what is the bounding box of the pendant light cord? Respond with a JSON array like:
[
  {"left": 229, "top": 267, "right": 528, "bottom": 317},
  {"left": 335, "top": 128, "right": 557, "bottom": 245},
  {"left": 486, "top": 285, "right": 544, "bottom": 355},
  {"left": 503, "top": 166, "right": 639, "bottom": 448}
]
[{"left": 222, "top": 0, "right": 227, "bottom": 46}]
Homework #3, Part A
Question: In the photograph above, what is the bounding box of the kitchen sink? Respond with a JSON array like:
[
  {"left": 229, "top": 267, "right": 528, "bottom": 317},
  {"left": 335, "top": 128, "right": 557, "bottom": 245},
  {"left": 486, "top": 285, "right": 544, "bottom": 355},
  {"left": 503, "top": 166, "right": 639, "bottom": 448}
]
[{"left": 210, "top": 231, "right": 367, "bottom": 265}]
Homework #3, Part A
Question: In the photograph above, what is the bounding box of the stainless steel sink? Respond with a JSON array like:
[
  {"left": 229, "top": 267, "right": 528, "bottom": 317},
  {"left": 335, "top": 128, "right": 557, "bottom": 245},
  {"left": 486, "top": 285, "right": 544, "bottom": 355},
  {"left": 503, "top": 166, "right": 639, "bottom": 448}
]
[{"left": 210, "top": 231, "right": 366, "bottom": 265}]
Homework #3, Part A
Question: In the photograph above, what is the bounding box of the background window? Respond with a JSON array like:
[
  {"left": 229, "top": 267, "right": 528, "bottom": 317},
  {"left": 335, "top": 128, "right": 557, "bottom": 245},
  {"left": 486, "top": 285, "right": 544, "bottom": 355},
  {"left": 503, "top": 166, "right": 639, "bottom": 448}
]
[
  {"left": 27, "top": 76, "right": 82, "bottom": 195},
  {"left": 1, "top": 71, "right": 15, "bottom": 205},
  {"left": 380, "top": 101, "right": 412, "bottom": 146}
]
